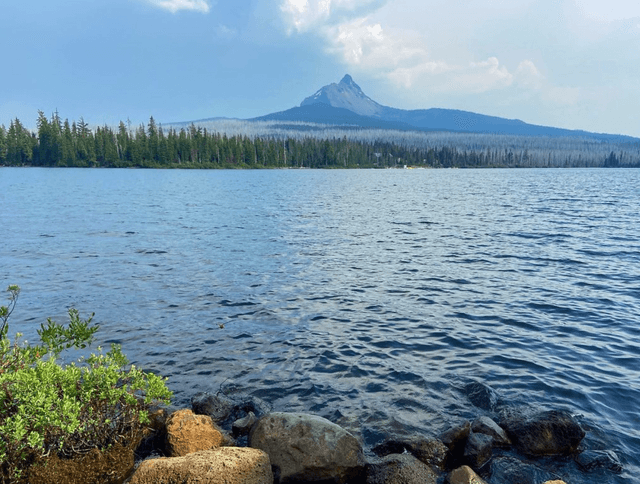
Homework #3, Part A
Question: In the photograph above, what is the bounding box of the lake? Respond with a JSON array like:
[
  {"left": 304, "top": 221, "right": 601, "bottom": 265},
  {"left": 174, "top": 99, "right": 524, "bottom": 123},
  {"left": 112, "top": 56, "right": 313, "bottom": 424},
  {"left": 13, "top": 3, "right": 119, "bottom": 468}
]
[{"left": 2, "top": 167, "right": 639, "bottom": 482}]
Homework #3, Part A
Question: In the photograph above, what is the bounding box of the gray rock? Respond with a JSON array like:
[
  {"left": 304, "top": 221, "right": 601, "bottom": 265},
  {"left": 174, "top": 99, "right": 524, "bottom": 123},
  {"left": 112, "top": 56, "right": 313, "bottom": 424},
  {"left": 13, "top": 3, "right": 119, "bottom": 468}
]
[
  {"left": 249, "top": 412, "right": 365, "bottom": 484},
  {"left": 233, "top": 411, "right": 258, "bottom": 437},
  {"left": 463, "top": 432, "right": 492, "bottom": 470},
  {"left": 366, "top": 453, "right": 437, "bottom": 484},
  {"left": 575, "top": 449, "right": 623, "bottom": 473},
  {"left": 500, "top": 410, "right": 585, "bottom": 456},
  {"left": 408, "top": 438, "right": 448, "bottom": 470},
  {"left": 191, "top": 392, "right": 235, "bottom": 423},
  {"left": 372, "top": 438, "right": 447, "bottom": 470},
  {"left": 464, "top": 382, "right": 499, "bottom": 411},
  {"left": 192, "top": 392, "right": 270, "bottom": 431},
  {"left": 471, "top": 416, "right": 511, "bottom": 448}
]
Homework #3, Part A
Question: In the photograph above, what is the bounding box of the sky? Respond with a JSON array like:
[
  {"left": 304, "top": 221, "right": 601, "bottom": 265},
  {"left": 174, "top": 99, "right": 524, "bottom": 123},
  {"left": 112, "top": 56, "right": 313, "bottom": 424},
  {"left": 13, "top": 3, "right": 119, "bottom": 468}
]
[{"left": 1, "top": 0, "right": 639, "bottom": 137}]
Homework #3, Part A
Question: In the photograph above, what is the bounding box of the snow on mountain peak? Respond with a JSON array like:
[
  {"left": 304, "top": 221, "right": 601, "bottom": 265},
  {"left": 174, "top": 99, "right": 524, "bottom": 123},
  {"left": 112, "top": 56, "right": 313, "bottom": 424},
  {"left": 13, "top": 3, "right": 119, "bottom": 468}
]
[{"left": 300, "top": 75, "right": 385, "bottom": 117}]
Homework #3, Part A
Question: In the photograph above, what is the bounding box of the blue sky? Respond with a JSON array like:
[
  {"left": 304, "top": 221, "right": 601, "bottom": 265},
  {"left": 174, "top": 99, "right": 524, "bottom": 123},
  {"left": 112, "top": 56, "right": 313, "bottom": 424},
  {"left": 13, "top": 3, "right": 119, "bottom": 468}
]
[{"left": 2, "top": 0, "right": 639, "bottom": 137}]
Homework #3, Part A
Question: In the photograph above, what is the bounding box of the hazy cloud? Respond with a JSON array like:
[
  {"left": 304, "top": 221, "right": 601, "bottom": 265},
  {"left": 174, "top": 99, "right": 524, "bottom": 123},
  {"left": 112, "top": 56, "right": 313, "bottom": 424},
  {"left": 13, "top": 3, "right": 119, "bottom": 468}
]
[
  {"left": 573, "top": 0, "right": 640, "bottom": 21},
  {"left": 216, "top": 24, "right": 237, "bottom": 39},
  {"left": 146, "top": 0, "right": 211, "bottom": 14}
]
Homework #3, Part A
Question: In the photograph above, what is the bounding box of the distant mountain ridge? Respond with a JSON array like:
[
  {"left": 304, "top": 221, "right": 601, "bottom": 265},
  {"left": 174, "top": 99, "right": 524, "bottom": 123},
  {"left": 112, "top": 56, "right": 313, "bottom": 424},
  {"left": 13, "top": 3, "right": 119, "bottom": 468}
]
[{"left": 252, "top": 74, "right": 635, "bottom": 141}]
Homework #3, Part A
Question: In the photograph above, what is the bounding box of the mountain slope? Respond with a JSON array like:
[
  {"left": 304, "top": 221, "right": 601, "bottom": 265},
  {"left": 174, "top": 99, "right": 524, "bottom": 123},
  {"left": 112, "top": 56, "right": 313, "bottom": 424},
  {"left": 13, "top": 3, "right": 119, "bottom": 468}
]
[
  {"left": 251, "top": 103, "right": 417, "bottom": 131},
  {"left": 296, "top": 75, "right": 634, "bottom": 141}
]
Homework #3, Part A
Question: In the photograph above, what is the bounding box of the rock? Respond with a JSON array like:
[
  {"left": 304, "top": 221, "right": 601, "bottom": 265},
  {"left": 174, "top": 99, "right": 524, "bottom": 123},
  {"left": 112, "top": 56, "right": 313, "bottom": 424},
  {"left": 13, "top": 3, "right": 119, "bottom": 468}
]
[
  {"left": 129, "top": 447, "right": 273, "bottom": 484},
  {"left": 233, "top": 411, "right": 258, "bottom": 437},
  {"left": 447, "top": 465, "right": 488, "bottom": 484},
  {"left": 471, "top": 416, "right": 511, "bottom": 448},
  {"left": 463, "top": 432, "right": 492, "bottom": 470},
  {"left": 192, "top": 392, "right": 270, "bottom": 429},
  {"left": 542, "top": 481, "right": 567, "bottom": 484},
  {"left": 500, "top": 410, "right": 585, "bottom": 456},
  {"left": 372, "top": 437, "right": 447, "bottom": 470},
  {"left": 191, "top": 392, "right": 235, "bottom": 423},
  {"left": 440, "top": 421, "right": 471, "bottom": 450},
  {"left": 27, "top": 443, "right": 134, "bottom": 484},
  {"left": 249, "top": 412, "right": 365, "bottom": 483},
  {"left": 440, "top": 421, "right": 471, "bottom": 469},
  {"left": 165, "top": 409, "right": 224, "bottom": 457},
  {"left": 489, "top": 456, "right": 562, "bottom": 484},
  {"left": 366, "top": 453, "right": 437, "bottom": 484},
  {"left": 464, "top": 382, "right": 499, "bottom": 411},
  {"left": 407, "top": 438, "right": 448, "bottom": 470},
  {"left": 575, "top": 449, "right": 623, "bottom": 473}
]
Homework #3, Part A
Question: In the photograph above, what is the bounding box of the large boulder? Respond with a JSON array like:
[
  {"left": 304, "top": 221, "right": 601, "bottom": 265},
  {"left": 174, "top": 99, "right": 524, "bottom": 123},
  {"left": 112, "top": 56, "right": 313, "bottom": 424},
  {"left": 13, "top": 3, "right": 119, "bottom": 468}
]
[
  {"left": 129, "top": 447, "right": 273, "bottom": 484},
  {"left": 165, "top": 409, "right": 225, "bottom": 457},
  {"left": 366, "top": 453, "right": 437, "bottom": 484},
  {"left": 500, "top": 410, "right": 585, "bottom": 456},
  {"left": 249, "top": 412, "right": 365, "bottom": 483}
]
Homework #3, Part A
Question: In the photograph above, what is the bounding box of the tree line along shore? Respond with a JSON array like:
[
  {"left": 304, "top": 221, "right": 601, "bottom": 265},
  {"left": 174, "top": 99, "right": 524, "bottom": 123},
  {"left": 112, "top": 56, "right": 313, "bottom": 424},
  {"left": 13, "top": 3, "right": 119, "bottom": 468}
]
[{"left": 1, "top": 111, "right": 639, "bottom": 169}]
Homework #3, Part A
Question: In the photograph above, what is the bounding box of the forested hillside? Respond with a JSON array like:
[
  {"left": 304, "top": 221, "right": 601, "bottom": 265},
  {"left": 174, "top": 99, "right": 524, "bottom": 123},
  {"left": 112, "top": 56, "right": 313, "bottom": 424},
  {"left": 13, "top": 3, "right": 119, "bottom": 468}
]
[{"left": 1, "top": 111, "right": 638, "bottom": 169}]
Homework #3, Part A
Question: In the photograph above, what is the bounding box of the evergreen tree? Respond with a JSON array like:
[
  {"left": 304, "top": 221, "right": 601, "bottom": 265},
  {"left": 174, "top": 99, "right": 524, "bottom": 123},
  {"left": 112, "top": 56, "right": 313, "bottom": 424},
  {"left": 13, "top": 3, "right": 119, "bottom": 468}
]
[{"left": 0, "top": 125, "right": 7, "bottom": 164}]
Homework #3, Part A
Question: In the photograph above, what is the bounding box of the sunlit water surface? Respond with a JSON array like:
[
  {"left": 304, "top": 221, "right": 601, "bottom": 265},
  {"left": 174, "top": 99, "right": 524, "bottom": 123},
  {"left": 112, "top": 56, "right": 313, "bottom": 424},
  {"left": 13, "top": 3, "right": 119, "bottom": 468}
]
[{"left": 2, "top": 167, "right": 639, "bottom": 482}]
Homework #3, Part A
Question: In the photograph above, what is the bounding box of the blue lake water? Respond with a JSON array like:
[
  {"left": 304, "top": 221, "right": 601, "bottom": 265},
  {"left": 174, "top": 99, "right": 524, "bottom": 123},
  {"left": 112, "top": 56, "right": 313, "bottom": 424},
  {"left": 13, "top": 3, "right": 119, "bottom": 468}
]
[{"left": 1, "top": 167, "right": 639, "bottom": 482}]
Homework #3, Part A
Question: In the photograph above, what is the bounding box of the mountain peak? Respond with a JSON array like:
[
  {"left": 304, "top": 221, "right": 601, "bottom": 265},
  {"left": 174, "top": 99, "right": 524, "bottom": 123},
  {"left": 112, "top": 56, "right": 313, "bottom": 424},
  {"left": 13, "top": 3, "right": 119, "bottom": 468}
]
[
  {"left": 340, "top": 74, "right": 355, "bottom": 86},
  {"left": 300, "top": 75, "right": 386, "bottom": 117}
]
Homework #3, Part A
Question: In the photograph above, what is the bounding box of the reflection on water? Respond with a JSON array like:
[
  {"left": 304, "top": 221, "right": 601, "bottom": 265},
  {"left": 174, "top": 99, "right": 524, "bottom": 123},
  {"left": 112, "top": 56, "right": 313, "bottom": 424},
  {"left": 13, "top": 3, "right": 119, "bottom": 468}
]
[{"left": 2, "top": 167, "right": 639, "bottom": 483}]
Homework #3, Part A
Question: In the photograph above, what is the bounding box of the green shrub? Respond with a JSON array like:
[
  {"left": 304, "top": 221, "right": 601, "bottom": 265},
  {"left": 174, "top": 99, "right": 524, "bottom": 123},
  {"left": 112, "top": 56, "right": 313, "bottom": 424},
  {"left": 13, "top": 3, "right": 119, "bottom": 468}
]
[{"left": 0, "top": 286, "right": 172, "bottom": 483}]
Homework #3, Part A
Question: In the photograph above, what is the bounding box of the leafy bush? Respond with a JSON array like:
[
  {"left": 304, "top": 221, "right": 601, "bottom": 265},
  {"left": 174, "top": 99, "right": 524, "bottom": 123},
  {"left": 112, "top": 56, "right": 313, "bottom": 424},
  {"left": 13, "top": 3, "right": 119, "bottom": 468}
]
[{"left": 0, "top": 286, "right": 172, "bottom": 483}]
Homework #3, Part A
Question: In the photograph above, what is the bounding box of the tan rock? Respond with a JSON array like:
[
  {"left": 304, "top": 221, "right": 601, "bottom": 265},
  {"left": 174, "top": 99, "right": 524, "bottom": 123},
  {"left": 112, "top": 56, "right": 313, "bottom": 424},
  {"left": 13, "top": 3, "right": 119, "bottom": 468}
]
[
  {"left": 447, "top": 465, "right": 488, "bottom": 484},
  {"left": 542, "top": 481, "right": 567, "bottom": 484},
  {"left": 129, "top": 448, "right": 273, "bottom": 484},
  {"left": 165, "top": 408, "right": 224, "bottom": 457}
]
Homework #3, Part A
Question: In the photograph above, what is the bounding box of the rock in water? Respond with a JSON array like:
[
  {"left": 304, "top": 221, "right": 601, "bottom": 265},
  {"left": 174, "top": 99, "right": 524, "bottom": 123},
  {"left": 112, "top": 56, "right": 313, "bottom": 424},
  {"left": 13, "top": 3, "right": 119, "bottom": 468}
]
[
  {"left": 464, "top": 382, "right": 499, "bottom": 411},
  {"left": 372, "top": 437, "right": 448, "bottom": 470},
  {"left": 248, "top": 412, "right": 365, "bottom": 483},
  {"left": 191, "top": 392, "right": 235, "bottom": 422},
  {"left": 500, "top": 410, "right": 585, "bottom": 456},
  {"left": 233, "top": 411, "right": 258, "bottom": 437},
  {"left": 367, "top": 453, "right": 437, "bottom": 484},
  {"left": 575, "top": 449, "right": 623, "bottom": 473},
  {"left": 463, "top": 432, "right": 493, "bottom": 470},
  {"left": 471, "top": 416, "right": 511, "bottom": 448}
]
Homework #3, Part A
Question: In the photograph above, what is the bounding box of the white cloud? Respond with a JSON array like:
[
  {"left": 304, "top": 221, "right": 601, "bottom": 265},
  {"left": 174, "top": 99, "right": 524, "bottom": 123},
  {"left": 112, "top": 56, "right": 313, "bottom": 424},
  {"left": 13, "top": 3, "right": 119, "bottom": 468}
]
[
  {"left": 514, "top": 60, "right": 543, "bottom": 89},
  {"left": 280, "top": 0, "right": 385, "bottom": 33},
  {"left": 327, "top": 17, "right": 426, "bottom": 67},
  {"left": 280, "top": 2, "right": 544, "bottom": 98},
  {"left": 146, "top": 0, "right": 211, "bottom": 14}
]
